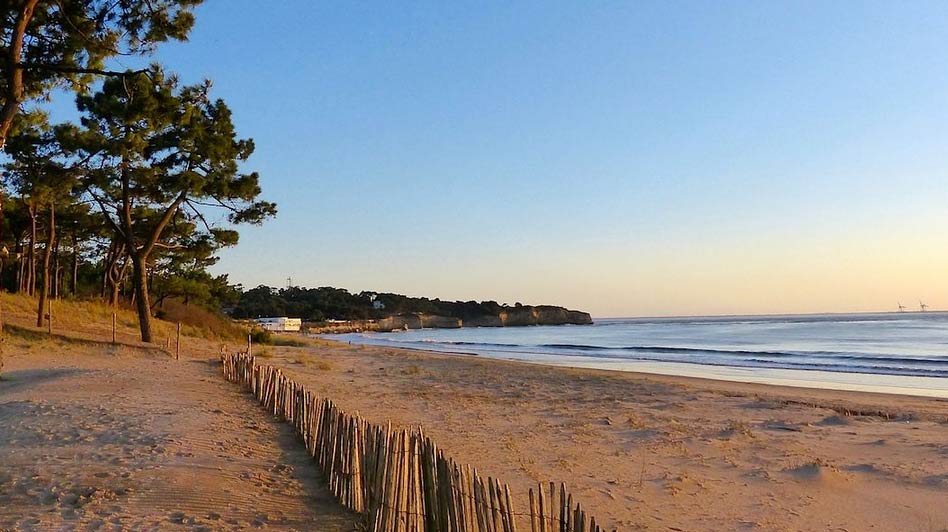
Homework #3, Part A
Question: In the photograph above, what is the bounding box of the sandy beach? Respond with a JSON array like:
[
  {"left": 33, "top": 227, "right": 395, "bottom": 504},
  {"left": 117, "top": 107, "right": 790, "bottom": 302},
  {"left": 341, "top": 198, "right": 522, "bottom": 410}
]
[
  {"left": 259, "top": 337, "right": 948, "bottom": 531},
  {"left": 0, "top": 306, "right": 358, "bottom": 531},
  {"left": 6, "top": 3, "right": 948, "bottom": 531},
  {"left": 2, "top": 298, "right": 947, "bottom": 531}
]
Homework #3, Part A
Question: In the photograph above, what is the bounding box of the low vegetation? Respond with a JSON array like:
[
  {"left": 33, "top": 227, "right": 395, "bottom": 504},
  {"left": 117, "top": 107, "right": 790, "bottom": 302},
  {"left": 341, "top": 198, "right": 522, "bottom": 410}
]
[
  {"left": 0, "top": 292, "right": 244, "bottom": 343},
  {"left": 233, "top": 284, "right": 557, "bottom": 321}
]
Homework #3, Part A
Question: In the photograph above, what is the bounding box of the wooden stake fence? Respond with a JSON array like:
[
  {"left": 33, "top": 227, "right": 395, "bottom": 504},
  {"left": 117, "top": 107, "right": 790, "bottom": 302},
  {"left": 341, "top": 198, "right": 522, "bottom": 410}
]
[{"left": 220, "top": 352, "right": 615, "bottom": 532}]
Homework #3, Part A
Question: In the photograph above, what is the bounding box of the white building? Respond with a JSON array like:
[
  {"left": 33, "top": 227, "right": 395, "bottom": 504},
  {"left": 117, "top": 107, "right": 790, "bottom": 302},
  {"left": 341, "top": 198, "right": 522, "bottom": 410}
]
[{"left": 255, "top": 317, "right": 302, "bottom": 332}]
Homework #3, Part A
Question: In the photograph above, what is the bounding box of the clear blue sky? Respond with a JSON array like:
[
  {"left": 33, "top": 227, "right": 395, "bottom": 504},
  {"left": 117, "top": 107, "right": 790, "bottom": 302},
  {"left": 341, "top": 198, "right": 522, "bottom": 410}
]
[{"left": 49, "top": 1, "right": 948, "bottom": 316}]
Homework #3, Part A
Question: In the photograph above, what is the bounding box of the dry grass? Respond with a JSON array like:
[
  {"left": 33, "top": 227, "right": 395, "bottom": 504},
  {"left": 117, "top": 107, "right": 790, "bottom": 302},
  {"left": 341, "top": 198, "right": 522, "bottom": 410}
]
[
  {"left": 151, "top": 299, "right": 245, "bottom": 340},
  {"left": 0, "top": 292, "right": 243, "bottom": 345},
  {"left": 287, "top": 356, "right": 333, "bottom": 370},
  {"left": 268, "top": 336, "right": 308, "bottom": 347},
  {"left": 312, "top": 360, "right": 334, "bottom": 371},
  {"left": 723, "top": 419, "right": 755, "bottom": 438}
]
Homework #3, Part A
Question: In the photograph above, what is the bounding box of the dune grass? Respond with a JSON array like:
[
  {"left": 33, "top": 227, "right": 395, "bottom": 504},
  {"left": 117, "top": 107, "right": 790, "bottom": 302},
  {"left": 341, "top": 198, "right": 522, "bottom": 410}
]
[{"left": 0, "top": 292, "right": 244, "bottom": 344}]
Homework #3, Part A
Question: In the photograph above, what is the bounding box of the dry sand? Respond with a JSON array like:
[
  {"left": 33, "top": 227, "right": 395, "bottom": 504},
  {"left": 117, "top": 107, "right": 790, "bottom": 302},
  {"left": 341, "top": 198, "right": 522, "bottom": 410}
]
[
  {"left": 0, "top": 331, "right": 358, "bottom": 531},
  {"left": 258, "top": 338, "right": 948, "bottom": 532},
  {"left": 2, "top": 304, "right": 947, "bottom": 532}
]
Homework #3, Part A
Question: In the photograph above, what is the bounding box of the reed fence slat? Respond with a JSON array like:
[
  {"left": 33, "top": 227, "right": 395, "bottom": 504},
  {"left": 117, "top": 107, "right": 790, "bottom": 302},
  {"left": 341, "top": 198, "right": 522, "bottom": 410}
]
[{"left": 220, "top": 352, "right": 615, "bottom": 532}]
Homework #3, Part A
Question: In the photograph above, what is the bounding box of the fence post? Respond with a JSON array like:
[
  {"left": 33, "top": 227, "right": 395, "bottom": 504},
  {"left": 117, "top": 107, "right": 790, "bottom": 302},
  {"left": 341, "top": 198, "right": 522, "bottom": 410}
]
[
  {"left": 47, "top": 297, "right": 52, "bottom": 335},
  {"left": 111, "top": 312, "right": 116, "bottom": 344},
  {"left": 176, "top": 322, "right": 181, "bottom": 360},
  {"left": 215, "top": 352, "right": 608, "bottom": 532}
]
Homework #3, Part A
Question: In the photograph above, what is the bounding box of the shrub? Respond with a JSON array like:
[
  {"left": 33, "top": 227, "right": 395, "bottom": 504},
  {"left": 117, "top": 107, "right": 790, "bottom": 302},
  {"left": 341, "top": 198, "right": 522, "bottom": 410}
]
[
  {"left": 268, "top": 336, "right": 307, "bottom": 347},
  {"left": 249, "top": 327, "right": 272, "bottom": 345},
  {"left": 154, "top": 299, "right": 245, "bottom": 339}
]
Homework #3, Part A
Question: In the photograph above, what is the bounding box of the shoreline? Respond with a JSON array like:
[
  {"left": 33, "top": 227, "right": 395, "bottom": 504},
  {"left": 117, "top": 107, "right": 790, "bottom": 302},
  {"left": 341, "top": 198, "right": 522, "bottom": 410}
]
[
  {"left": 317, "top": 337, "right": 948, "bottom": 420},
  {"left": 321, "top": 334, "right": 948, "bottom": 400}
]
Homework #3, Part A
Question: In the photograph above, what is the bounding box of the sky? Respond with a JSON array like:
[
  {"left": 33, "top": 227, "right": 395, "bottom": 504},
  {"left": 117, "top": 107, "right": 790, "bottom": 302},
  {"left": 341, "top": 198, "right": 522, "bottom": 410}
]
[{"left": 44, "top": 1, "right": 948, "bottom": 317}]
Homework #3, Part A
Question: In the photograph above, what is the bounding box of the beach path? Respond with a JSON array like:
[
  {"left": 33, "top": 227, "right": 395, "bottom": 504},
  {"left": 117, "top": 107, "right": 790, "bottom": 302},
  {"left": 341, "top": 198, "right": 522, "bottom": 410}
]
[{"left": 0, "top": 339, "right": 358, "bottom": 531}]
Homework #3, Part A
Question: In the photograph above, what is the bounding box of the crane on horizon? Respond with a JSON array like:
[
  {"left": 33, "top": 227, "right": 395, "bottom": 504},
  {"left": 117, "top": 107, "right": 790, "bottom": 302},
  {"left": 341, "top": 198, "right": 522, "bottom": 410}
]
[
  {"left": 898, "top": 302, "right": 907, "bottom": 312},
  {"left": 920, "top": 300, "right": 929, "bottom": 312}
]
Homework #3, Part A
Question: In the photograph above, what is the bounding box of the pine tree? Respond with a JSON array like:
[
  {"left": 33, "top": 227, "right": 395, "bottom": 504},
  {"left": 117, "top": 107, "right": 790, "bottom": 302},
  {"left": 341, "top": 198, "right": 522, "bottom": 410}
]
[
  {"left": 62, "top": 67, "right": 274, "bottom": 342},
  {"left": 1, "top": 0, "right": 202, "bottom": 150}
]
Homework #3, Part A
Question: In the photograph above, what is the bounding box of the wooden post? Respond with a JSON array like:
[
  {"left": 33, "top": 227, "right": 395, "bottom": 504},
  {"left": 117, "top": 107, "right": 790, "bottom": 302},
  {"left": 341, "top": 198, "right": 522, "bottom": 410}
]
[
  {"left": 47, "top": 297, "right": 52, "bottom": 335},
  {"left": 214, "top": 354, "right": 613, "bottom": 532},
  {"left": 247, "top": 333, "right": 252, "bottom": 357},
  {"left": 175, "top": 322, "right": 181, "bottom": 360},
  {"left": 560, "top": 483, "right": 567, "bottom": 532},
  {"left": 505, "top": 483, "right": 518, "bottom": 532},
  {"left": 111, "top": 312, "right": 116, "bottom": 344},
  {"left": 529, "top": 487, "right": 537, "bottom": 532}
]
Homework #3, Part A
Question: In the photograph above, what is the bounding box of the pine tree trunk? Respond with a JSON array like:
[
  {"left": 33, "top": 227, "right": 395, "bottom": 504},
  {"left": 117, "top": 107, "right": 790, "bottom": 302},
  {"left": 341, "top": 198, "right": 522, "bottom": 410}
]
[
  {"left": 109, "top": 258, "right": 129, "bottom": 307},
  {"left": 71, "top": 235, "right": 78, "bottom": 296},
  {"left": 36, "top": 203, "right": 54, "bottom": 328},
  {"left": 27, "top": 204, "right": 36, "bottom": 296},
  {"left": 52, "top": 233, "right": 60, "bottom": 299},
  {"left": 16, "top": 245, "right": 24, "bottom": 293},
  {"left": 101, "top": 240, "right": 115, "bottom": 300},
  {"left": 131, "top": 254, "right": 153, "bottom": 342},
  {"left": 110, "top": 282, "right": 120, "bottom": 307}
]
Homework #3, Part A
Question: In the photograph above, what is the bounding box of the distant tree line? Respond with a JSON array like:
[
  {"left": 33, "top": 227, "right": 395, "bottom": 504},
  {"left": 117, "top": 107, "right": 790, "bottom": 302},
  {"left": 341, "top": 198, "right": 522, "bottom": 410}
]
[
  {"left": 232, "top": 285, "right": 524, "bottom": 322},
  {"left": 1, "top": 1, "right": 274, "bottom": 341}
]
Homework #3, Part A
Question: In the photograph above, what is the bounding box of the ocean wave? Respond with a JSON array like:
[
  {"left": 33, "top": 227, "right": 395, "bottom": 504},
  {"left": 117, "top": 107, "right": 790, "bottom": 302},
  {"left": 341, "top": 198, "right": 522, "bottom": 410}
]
[
  {"left": 365, "top": 340, "right": 947, "bottom": 378},
  {"left": 339, "top": 313, "right": 948, "bottom": 381},
  {"left": 534, "top": 343, "right": 948, "bottom": 365},
  {"left": 370, "top": 338, "right": 948, "bottom": 366}
]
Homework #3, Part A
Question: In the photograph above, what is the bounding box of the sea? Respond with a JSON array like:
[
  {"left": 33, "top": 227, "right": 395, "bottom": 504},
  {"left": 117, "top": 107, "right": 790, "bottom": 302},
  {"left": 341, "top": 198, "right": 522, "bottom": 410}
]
[{"left": 329, "top": 312, "right": 948, "bottom": 398}]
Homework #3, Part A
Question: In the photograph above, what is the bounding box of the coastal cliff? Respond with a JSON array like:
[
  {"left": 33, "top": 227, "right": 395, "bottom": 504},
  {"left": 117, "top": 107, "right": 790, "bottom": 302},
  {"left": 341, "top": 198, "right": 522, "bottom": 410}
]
[
  {"left": 306, "top": 305, "right": 592, "bottom": 333},
  {"left": 500, "top": 305, "right": 593, "bottom": 326},
  {"left": 376, "top": 314, "right": 464, "bottom": 330}
]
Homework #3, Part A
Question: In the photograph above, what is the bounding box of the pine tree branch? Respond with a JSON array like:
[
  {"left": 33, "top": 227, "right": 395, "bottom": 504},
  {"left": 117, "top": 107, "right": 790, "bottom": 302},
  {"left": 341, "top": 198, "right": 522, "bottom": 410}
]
[{"left": 15, "top": 62, "right": 149, "bottom": 78}]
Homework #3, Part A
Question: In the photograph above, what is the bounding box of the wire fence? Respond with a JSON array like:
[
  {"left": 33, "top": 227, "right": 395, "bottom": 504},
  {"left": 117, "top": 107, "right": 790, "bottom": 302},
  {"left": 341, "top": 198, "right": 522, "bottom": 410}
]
[{"left": 221, "top": 352, "right": 615, "bottom": 532}]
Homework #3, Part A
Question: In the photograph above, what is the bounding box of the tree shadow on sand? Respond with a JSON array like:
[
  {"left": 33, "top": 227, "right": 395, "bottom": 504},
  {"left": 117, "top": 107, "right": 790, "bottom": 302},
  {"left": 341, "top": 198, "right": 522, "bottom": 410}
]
[
  {"left": 193, "top": 357, "right": 362, "bottom": 531},
  {"left": 0, "top": 367, "right": 90, "bottom": 394}
]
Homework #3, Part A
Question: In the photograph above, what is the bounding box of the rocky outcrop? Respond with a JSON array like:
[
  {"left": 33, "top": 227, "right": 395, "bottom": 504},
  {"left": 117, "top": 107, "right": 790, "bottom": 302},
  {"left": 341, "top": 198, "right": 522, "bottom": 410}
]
[
  {"left": 462, "top": 315, "right": 505, "bottom": 327},
  {"left": 373, "top": 314, "right": 463, "bottom": 331},
  {"left": 378, "top": 315, "right": 423, "bottom": 331},
  {"left": 499, "top": 307, "right": 538, "bottom": 326},
  {"left": 420, "top": 315, "right": 462, "bottom": 329},
  {"left": 497, "top": 306, "right": 593, "bottom": 326},
  {"left": 306, "top": 306, "right": 592, "bottom": 334},
  {"left": 534, "top": 305, "right": 593, "bottom": 325}
]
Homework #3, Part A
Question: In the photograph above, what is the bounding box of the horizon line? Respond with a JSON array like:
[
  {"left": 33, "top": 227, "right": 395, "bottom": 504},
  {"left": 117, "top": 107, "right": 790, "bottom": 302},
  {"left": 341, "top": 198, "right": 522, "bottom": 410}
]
[{"left": 594, "top": 308, "right": 944, "bottom": 321}]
